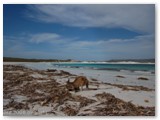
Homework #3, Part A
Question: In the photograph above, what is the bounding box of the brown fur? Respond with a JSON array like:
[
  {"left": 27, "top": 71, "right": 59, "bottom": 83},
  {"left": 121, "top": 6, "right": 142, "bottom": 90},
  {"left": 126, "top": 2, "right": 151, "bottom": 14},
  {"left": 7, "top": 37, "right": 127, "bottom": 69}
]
[{"left": 66, "top": 76, "right": 89, "bottom": 92}]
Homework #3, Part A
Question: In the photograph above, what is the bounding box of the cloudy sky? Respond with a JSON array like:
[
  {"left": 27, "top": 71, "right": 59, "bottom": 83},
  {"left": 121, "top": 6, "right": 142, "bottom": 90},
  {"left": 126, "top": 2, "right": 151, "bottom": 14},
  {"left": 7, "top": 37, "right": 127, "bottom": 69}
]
[{"left": 3, "top": 4, "right": 155, "bottom": 61}]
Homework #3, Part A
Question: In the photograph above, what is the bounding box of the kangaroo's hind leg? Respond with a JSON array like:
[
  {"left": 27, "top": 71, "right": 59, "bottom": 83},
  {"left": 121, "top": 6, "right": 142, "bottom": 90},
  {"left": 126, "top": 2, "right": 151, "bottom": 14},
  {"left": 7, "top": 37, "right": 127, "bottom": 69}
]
[{"left": 81, "top": 85, "right": 83, "bottom": 91}]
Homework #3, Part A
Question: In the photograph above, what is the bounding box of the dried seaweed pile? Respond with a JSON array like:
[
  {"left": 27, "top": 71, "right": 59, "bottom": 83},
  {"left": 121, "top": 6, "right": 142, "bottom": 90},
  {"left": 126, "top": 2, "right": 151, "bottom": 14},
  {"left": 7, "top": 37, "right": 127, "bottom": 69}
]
[
  {"left": 90, "top": 80, "right": 154, "bottom": 91},
  {"left": 103, "top": 82, "right": 154, "bottom": 91},
  {"left": 3, "top": 65, "right": 155, "bottom": 116},
  {"left": 92, "top": 92, "right": 155, "bottom": 116},
  {"left": 3, "top": 65, "right": 95, "bottom": 116}
]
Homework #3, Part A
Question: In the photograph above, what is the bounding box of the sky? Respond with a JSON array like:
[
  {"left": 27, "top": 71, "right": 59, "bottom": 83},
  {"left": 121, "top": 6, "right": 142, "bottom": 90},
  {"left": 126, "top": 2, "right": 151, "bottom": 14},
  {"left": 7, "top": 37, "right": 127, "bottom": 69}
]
[{"left": 3, "top": 4, "right": 155, "bottom": 61}]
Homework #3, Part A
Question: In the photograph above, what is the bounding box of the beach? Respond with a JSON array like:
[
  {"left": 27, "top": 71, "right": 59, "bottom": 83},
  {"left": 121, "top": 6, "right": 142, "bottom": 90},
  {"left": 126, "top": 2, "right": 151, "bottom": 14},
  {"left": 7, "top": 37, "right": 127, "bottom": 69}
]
[{"left": 3, "top": 62, "right": 155, "bottom": 116}]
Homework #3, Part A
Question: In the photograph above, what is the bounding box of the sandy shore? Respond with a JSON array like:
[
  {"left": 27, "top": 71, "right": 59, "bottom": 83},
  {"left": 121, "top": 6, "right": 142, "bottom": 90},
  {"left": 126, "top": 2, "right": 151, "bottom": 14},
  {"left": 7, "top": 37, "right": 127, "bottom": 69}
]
[{"left": 3, "top": 63, "right": 155, "bottom": 116}]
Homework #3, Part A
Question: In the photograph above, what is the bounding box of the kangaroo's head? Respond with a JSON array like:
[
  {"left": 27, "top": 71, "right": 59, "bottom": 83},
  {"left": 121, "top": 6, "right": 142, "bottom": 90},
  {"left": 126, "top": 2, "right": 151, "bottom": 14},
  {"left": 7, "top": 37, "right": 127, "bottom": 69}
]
[{"left": 66, "top": 79, "right": 74, "bottom": 91}]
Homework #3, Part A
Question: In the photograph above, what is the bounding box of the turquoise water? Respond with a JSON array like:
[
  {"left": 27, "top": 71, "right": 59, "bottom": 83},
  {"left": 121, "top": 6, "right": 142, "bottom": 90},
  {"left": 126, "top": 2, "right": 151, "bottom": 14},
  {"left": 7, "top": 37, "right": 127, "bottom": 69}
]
[{"left": 52, "top": 63, "right": 155, "bottom": 72}]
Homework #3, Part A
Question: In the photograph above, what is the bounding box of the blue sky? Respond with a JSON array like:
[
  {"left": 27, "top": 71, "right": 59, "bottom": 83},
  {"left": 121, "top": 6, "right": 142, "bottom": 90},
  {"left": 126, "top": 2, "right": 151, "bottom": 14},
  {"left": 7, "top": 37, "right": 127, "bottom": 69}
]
[{"left": 3, "top": 4, "right": 155, "bottom": 61}]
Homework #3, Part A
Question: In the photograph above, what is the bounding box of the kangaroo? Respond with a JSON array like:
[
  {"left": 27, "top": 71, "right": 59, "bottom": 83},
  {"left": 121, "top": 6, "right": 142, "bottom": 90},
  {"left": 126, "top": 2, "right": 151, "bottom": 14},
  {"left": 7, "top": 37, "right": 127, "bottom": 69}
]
[{"left": 66, "top": 76, "right": 89, "bottom": 92}]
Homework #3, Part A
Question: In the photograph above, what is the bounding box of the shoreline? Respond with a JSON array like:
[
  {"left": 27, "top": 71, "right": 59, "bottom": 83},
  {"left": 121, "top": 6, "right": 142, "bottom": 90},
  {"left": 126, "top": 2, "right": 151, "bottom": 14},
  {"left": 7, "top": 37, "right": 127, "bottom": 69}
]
[
  {"left": 3, "top": 63, "right": 155, "bottom": 116},
  {"left": 3, "top": 62, "right": 155, "bottom": 89}
]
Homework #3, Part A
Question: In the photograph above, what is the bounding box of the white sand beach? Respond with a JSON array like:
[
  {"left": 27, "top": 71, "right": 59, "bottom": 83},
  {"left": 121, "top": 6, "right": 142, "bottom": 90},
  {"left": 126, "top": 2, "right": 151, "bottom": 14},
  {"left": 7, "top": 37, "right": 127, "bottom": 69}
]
[{"left": 3, "top": 62, "right": 155, "bottom": 116}]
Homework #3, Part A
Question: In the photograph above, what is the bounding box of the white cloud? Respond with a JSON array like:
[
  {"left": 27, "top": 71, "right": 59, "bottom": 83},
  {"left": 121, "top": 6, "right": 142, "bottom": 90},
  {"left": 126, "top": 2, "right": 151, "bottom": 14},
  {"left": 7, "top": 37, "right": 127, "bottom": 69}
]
[
  {"left": 28, "top": 33, "right": 79, "bottom": 44},
  {"left": 27, "top": 4, "right": 155, "bottom": 33},
  {"left": 29, "top": 33, "right": 61, "bottom": 43},
  {"left": 63, "top": 34, "right": 155, "bottom": 59},
  {"left": 4, "top": 33, "right": 155, "bottom": 60}
]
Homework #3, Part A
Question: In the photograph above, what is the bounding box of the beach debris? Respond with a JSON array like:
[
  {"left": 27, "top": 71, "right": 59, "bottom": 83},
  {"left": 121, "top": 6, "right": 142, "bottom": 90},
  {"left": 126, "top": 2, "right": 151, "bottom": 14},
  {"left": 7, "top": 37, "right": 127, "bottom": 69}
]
[
  {"left": 3, "top": 65, "right": 155, "bottom": 116},
  {"left": 151, "top": 71, "right": 155, "bottom": 74},
  {"left": 72, "top": 95, "right": 96, "bottom": 108},
  {"left": 91, "top": 78, "right": 98, "bottom": 81},
  {"left": 137, "top": 77, "right": 149, "bottom": 80},
  {"left": 60, "top": 70, "right": 72, "bottom": 75},
  {"left": 93, "top": 92, "right": 155, "bottom": 116},
  {"left": 61, "top": 106, "right": 78, "bottom": 116},
  {"left": 47, "top": 69, "right": 57, "bottom": 72},
  {"left": 104, "top": 82, "right": 154, "bottom": 91},
  {"left": 4, "top": 100, "right": 29, "bottom": 110},
  {"left": 115, "top": 75, "right": 125, "bottom": 78},
  {"left": 144, "top": 100, "right": 149, "bottom": 103},
  {"left": 3, "top": 65, "right": 31, "bottom": 71}
]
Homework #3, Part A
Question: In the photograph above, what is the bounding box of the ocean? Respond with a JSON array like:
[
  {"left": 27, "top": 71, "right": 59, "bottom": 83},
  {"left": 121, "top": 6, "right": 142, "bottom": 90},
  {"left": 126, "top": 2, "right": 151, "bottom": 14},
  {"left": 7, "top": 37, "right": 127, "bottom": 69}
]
[{"left": 52, "top": 63, "right": 155, "bottom": 72}]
